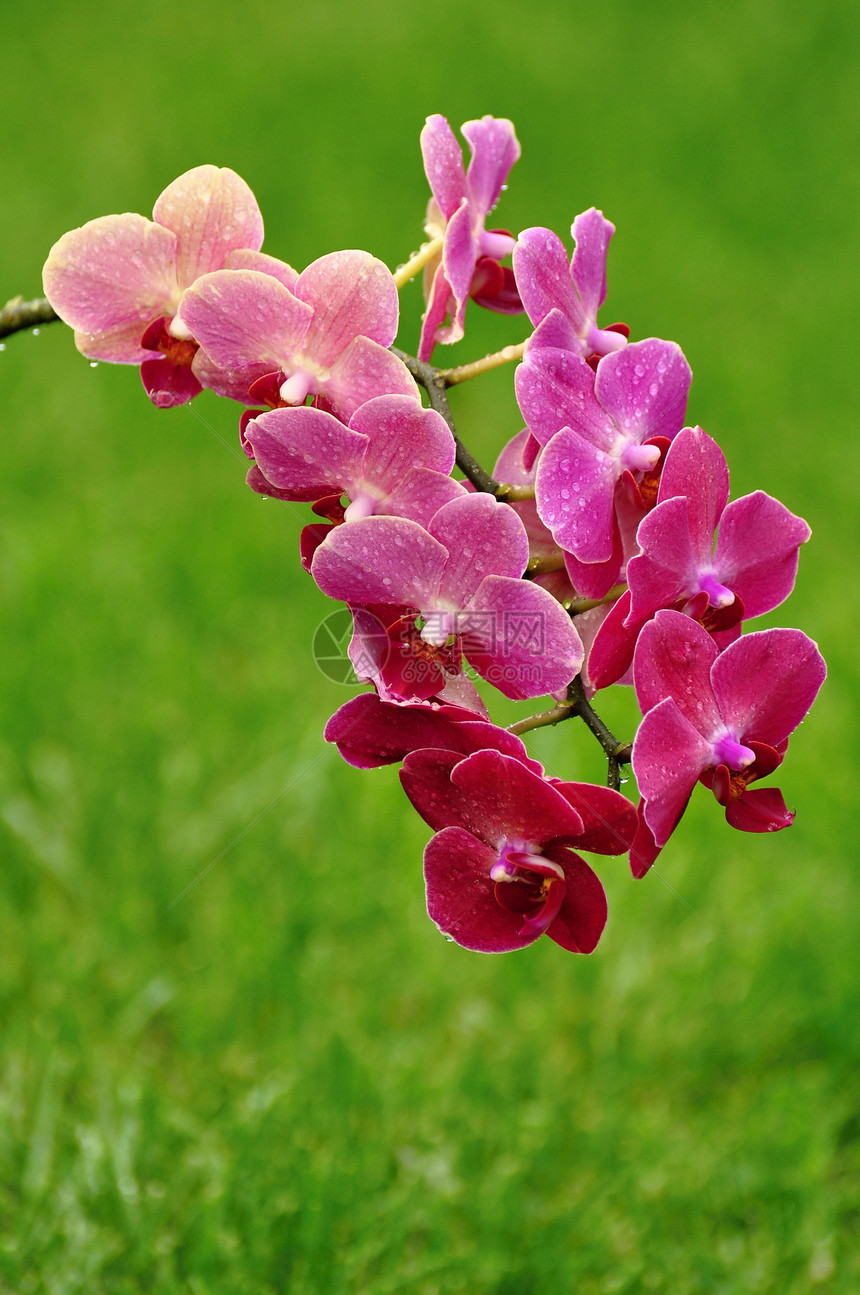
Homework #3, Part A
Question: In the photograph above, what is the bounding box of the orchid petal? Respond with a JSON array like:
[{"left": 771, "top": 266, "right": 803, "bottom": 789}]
[
  {"left": 350, "top": 395, "right": 456, "bottom": 489},
  {"left": 401, "top": 748, "right": 584, "bottom": 844},
  {"left": 420, "top": 115, "right": 468, "bottom": 220},
  {"left": 245, "top": 406, "right": 367, "bottom": 501},
  {"left": 628, "top": 801, "right": 664, "bottom": 878},
  {"left": 461, "top": 576, "right": 584, "bottom": 700},
  {"left": 384, "top": 470, "right": 466, "bottom": 527},
  {"left": 543, "top": 848, "right": 607, "bottom": 954},
  {"left": 570, "top": 208, "right": 616, "bottom": 319},
  {"left": 429, "top": 493, "right": 529, "bottom": 606},
  {"left": 724, "top": 787, "right": 795, "bottom": 833},
  {"left": 226, "top": 247, "right": 299, "bottom": 291},
  {"left": 462, "top": 115, "right": 520, "bottom": 216},
  {"left": 594, "top": 339, "right": 691, "bottom": 443},
  {"left": 656, "top": 426, "right": 729, "bottom": 556},
  {"left": 634, "top": 611, "right": 722, "bottom": 736},
  {"left": 627, "top": 495, "right": 698, "bottom": 620},
  {"left": 587, "top": 591, "right": 640, "bottom": 691},
  {"left": 324, "top": 694, "right": 535, "bottom": 769},
  {"left": 43, "top": 213, "right": 178, "bottom": 350},
  {"left": 418, "top": 261, "right": 456, "bottom": 361},
  {"left": 325, "top": 337, "right": 419, "bottom": 420},
  {"left": 176, "top": 268, "right": 311, "bottom": 374},
  {"left": 311, "top": 515, "right": 447, "bottom": 608},
  {"left": 516, "top": 348, "right": 609, "bottom": 448},
  {"left": 152, "top": 165, "right": 263, "bottom": 288},
  {"left": 710, "top": 629, "right": 826, "bottom": 747},
  {"left": 295, "top": 249, "right": 400, "bottom": 359},
  {"left": 513, "top": 227, "right": 581, "bottom": 330},
  {"left": 424, "top": 827, "right": 538, "bottom": 953},
  {"left": 536, "top": 428, "right": 618, "bottom": 563},
  {"left": 714, "top": 491, "right": 810, "bottom": 618},
  {"left": 634, "top": 697, "right": 712, "bottom": 846},
  {"left": 549, "top": 783, "right": 638, "bottom": 854},
  {"left": 140, "top": 355, "right": 202, "bottom": 408}
]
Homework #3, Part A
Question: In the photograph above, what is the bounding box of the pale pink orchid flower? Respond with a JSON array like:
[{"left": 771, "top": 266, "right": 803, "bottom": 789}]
[{"left": 42, "top": 165, "right": 282, "bottom": 407}]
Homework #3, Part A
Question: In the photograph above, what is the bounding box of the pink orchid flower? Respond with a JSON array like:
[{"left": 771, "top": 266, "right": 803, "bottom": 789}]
[
  {"left": 589, "top": 426, "right": 811, "bottom": 688},
  {"left": 517, "top": 337, "right": 692, "bottom": 567},
  {"left": 42, "top": 165, "right": 282, "bottom": 407},
  {"left": 175, "top": 250, "right": 417, "bottom": 418},
  {"left": 401, "top": 748, "right": 636, "bottom": 953},
  {"left": 513, "top": 209, "right": 629, "bottom": 360},
  {"left": 632, "top": 610, "right": 826, "bottom": 850},
  {"left": 418, "top": 114, "right": 521, "bottom": 361},
  {"left": 310, "top": 491, "right": 584, "bottom": 701},
  {"left": 244, "top": 394, "right": 462, "bottom": 525}
]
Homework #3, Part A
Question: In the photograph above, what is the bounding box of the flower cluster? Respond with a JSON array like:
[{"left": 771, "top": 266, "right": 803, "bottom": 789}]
[{"left": 41, "top": 115, "right": 826, "bottom": 956}]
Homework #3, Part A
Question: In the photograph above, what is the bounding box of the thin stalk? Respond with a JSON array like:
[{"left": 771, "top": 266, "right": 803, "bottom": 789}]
[
  {"left": 392, "top": 235, "right": 445, "bottom": 289},
  {"left": 440, "top": 341, "right": 527, "bottom": 386}
]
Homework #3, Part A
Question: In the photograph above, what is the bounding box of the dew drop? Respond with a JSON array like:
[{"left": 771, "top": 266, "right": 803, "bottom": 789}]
[
  {"left": 649, "top": 382, "right": 659, "bottom": 397},
  {"left": 32, "top": 327, "right": 40, "bottom": 336},
  {"left": 0, "top": 343, "right": 5, "bottom": 352},
  {"left": 89, "top": 361, "right": 99, "bottom": 368}
]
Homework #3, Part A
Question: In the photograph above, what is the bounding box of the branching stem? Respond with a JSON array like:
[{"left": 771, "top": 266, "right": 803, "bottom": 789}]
[
  {"left": 393, "top": 344, "right": 535, "bottom": 501},
  {"left": 508, "top": 675, "right": 633, "bottom": 791},
  {"left": 1, "top": 295, "right": 59, "bottom": 340}
]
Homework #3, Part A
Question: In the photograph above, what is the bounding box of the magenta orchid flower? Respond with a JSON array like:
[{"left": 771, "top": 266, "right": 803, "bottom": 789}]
[
  {"left": 517, "top": 338, "right": 692, "bottom": 566},
  {"left": 174, "top": 250, "right": 417, "bottom": 418},
  {"left": 401, "top": 748, "right": 636, "bottom": 953},
  {"left": 513, "top": 210, "right": 629, "bottom": 360},
  {"left": 41, "top": 165, "right": 279, "bottom": 408},
  {"left": 632, "top": 610, "right": 826, "bottom": 849},
  {"left": 310, "top": 492, "right": 584, "bottom": 700},
  {"left": 418, "top": 114, "right": 521, "bottom": 361},
  {"left": 589, "top": 426, "right": 811, "bottom": 688},
  {"left": 244, "top": 394, "right": 463, "bottom": 525}
]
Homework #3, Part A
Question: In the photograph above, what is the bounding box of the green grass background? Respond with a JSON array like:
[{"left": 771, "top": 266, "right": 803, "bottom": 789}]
[{"left": 2, "top": 1, "right": 859, "bottom": 1290}]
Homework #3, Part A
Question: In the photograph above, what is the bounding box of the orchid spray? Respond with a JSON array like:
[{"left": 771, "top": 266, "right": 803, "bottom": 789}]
[{"left": 2, "top": 113, "right": 824, "bottom": 957}]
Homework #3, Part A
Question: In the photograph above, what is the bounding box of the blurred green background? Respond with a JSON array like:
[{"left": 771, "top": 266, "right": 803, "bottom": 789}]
[{"left": 2, "top": 1, "right": 859, "bottom": 1290}]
